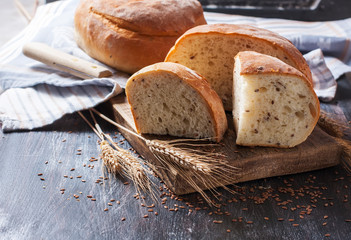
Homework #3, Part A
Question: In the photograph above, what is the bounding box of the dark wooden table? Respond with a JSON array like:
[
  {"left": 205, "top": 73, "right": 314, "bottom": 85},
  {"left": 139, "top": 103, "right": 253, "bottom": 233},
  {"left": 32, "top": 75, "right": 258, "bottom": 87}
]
[{"left": 0, "top": 74, "right": 350, "bottom": 239}]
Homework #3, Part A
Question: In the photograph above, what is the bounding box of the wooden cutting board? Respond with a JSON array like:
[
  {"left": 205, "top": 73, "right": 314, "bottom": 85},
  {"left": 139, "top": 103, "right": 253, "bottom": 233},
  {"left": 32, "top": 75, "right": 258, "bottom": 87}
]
[{"left": 109, "top": 94, "right": 342, "bottom": 195}]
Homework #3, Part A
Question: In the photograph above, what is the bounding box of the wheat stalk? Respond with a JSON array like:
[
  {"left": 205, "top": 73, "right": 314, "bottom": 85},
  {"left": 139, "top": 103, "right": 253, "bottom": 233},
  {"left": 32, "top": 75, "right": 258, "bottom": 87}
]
[
  {"left": 78, "top": 111, "right": 154, "bottom": 197},
  {"left": 91, "top": 108, "right": 240, "bottom": 205}
]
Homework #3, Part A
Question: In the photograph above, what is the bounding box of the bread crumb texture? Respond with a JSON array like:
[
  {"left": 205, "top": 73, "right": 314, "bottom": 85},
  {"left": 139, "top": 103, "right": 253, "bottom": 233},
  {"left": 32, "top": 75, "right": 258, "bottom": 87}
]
[
  {"left": 233, "top": 52, "right": 319, "bottom": 148},
  {"left": 126, "top": 63, "right": 227, "bottom": 141}
]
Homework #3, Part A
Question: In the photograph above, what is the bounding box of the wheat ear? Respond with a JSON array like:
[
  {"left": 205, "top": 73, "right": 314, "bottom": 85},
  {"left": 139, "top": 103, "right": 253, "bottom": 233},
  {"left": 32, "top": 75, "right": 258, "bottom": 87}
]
[
  {"left": 78, "top": 111, "right": 154, "bottom": 197},
  {"left": 91, "top": 108, "right": 240, "bottom": 205}
]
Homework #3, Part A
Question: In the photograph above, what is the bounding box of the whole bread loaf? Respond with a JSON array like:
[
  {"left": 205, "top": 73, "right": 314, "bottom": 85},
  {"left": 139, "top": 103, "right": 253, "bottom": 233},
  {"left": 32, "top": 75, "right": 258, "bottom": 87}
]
[
  {"left": 74, "top": 0, "right": 206, "bottom": 74},
  {"left": 233, "top": 51, "right": 320, "bottom": 148},
  {"left": 125, "top": 62, "right": 227, "bottom": 142},
  {"left": 165, "top": 24, "right": 312, "bottom": 111}
]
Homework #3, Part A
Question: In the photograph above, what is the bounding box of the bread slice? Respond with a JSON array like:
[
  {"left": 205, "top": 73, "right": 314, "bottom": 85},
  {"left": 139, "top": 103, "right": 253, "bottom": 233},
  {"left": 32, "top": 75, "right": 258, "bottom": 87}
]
[
  {"left": 125, "top": 62, "right": 227, "bottom": 142},
  {"left": 233, "top": 51, "right": 320, "bottom": 148},
  {"left": 165, "top": 24, "right": 312, "bottom": 111}
]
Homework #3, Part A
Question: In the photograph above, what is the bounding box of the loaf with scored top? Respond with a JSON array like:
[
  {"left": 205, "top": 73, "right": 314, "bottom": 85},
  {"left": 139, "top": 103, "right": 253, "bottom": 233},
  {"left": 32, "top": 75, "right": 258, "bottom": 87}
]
[
  {"left": 233, "top": 51, "right": 320, "bottom": 148},
  {"left": 74, "top": 0, "right": 207, "bottom": 74},
  {"left": 125, "top": 62, "right": 227, "bottom": 142},
  {"left": 165, "top": 24, "right": 312, "bottom": 111}
]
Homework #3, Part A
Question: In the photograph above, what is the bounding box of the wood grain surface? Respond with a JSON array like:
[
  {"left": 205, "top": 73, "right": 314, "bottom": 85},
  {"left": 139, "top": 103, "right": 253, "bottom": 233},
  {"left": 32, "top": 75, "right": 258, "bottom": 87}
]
[
  {"left": 0, "top": 75, "right": 350, "bottom": 240},
  {"left": 110, "top": 95, "right": 342, "bottom": 195}
]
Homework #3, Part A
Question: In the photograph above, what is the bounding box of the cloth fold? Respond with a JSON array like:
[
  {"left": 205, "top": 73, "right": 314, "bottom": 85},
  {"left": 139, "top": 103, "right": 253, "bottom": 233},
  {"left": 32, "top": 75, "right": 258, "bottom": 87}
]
[{"left": 1, "top": 0, "right": 351, "bottom": 132}]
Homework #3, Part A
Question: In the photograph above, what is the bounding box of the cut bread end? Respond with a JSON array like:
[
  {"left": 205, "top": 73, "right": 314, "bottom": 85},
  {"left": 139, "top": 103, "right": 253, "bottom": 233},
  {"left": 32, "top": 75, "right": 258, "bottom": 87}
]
[
  {"left": 125, "top": 62, "right": 227, "bottom": 142},
  {"left": 233, "top": 51, "right": 320, "bottom": 148}
]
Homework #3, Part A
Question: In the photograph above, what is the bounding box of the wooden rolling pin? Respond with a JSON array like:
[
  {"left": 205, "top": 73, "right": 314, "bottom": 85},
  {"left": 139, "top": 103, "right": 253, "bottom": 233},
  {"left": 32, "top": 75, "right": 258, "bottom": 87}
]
[{"left": 22, "top": 42, "right": 113, "bottom": 79}]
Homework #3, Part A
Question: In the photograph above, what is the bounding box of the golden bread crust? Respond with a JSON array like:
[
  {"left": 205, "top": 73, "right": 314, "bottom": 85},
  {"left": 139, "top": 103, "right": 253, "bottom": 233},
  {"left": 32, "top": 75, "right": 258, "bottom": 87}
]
[
  {"left": 165, "top": 23, "right": 313, "bottom": 86},
  {"left": 74, "top": 0, "right": 207, "bottom": 74}
]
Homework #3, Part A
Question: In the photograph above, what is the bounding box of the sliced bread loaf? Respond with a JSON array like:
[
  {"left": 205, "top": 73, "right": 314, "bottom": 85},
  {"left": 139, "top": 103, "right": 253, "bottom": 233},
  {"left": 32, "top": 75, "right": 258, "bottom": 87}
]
[
  {"left": 233, "top": 51, "right": 320, "bottom": 148},
  {"left": 165, "top": 24, "right": 312, "bottom": 111},
  {"left": 125, "top": 62, "right": 227, "bottom": 142}
]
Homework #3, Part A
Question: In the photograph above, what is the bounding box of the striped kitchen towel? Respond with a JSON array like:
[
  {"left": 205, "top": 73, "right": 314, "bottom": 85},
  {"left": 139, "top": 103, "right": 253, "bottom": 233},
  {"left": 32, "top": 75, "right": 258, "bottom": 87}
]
[{"left": 1, "top": 0, "right": 351, "bottom": 132}]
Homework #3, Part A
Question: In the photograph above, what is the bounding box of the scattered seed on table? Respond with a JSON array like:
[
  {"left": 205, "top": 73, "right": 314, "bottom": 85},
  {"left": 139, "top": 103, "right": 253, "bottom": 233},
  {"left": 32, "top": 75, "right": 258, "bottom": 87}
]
[
  {"left": 155, "top": 212, "right": 158, "bottom": 216},
  {"left": 143, "top": 215, "right": 148, "bottom": 218},
  {"left": 40, "top": 178, "right": 45, "bottom": 181},
  {"left": 278, "top": 218, "right": 284, "bottom": 221},
  {"left": 91, "top": 198, "right": 96, "bottom": 201},
  {"left": 110, "top": 199, "right": 115, "bottom": 202},
  {"left": 288, "top": 219, "right": 294, "bottom": 222},
  {"left": 104, "top": 208, "right": 108, "bottom": 212},
  {"left": 226, "top": 229, "right": 231, "bottom": 233},
  {"left": 87, "top": 195, "right": 93, "bottom": 198},
  {"left": 293, "top": 224, "right": 299, "bottom": 227},
  {"left": 117, "top": 201, "right": 120, "bottom": 204},
  {"left": 121, "top": 217, "right": 126, "bottom": 221},
  {"left": 345, "top": 219, "right": 351, "bottom": 222},
  {"left": 213, "top": 220, "right": 223, "bottom": 224},
  {"left": 247, "top": 221, "right": 253, "bottom": 224},
  {"left": 264, "top": 217, "right": 269, "bottom": 220},
  {"left": 77, "top": 176, "right": 82, "bottom": 178},
  {"left": 38, "top": 173, "right": 43, "bottom": 176},
  {"left": 45, "top": 161, "right": 48, "bottom": 164},
  {"left": 324, "top": 215, "right": 328, "bottom": 219},
  {"left": 64, "top": 175, "right": 68, "bottom": 178},
  {"left": 70, "top": 168, "right": 75, "bottom": 171},
  {"left": 325, "top": 234, "right": 331, "bottom": 237},
  {"left": 322, "top": 222, "right": 327, "bottom": 226},
  {"left": 81, "top": 180, "right": 86, "bottom": 183},
  {"left": 108, "top": 203, "right": 113, "bottom": 206}
]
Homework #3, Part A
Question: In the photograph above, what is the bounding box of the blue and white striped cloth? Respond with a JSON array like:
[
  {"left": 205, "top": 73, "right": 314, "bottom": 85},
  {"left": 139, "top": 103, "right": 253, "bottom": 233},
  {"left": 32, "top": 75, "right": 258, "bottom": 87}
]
[{"left": 1, "top": 0, "right": 351, "bottom": 132}]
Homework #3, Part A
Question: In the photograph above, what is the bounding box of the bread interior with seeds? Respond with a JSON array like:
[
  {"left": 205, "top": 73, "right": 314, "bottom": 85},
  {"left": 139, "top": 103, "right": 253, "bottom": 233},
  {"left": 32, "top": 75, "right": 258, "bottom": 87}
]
[
  {"left": 233, "top": 51, "right": 320, "bottom": 148},
  {"left": 125, "top": 62, "right": 227, "bottom": 142},
  {"left": 165, "top": 24, "right": 312, "bottom": 111}
]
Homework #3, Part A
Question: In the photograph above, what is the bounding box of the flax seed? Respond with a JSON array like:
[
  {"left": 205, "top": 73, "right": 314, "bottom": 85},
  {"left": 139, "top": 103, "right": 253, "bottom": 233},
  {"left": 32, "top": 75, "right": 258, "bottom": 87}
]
[
  {"left": 121, "top": 217, "right": 126, "bottom": 221},
  {"left": 143, "top": 215, "right": 148, "bottom": 218},
  {"left": 108, "top": 203, "right": 113, "bottom": 206},
  {"left": 104, "top": 208, "right": 108, "bottom": 212},
  {"left": 91, "top": 198, "right": 96, "bottom": 201},
  {"left": 213, "top": 220, "right": 223, "bottom": 224},
  {"left": 226, "top": 229, "right": 231, "bottom": 233},
  {"left": 292, "top": 224, "right": 299, "bottom": 227},
  {"left": 246, "top": 221, "right": 253, "bottom": 224},
  {"left": 87, "top": 195, "right": 93, "bottom": 198},
  {"left": 38, "top": 173, "right": 43, "bottom": 176},
  {"left": 325, "top": 234, "right": 330, "bottom": 237}
]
